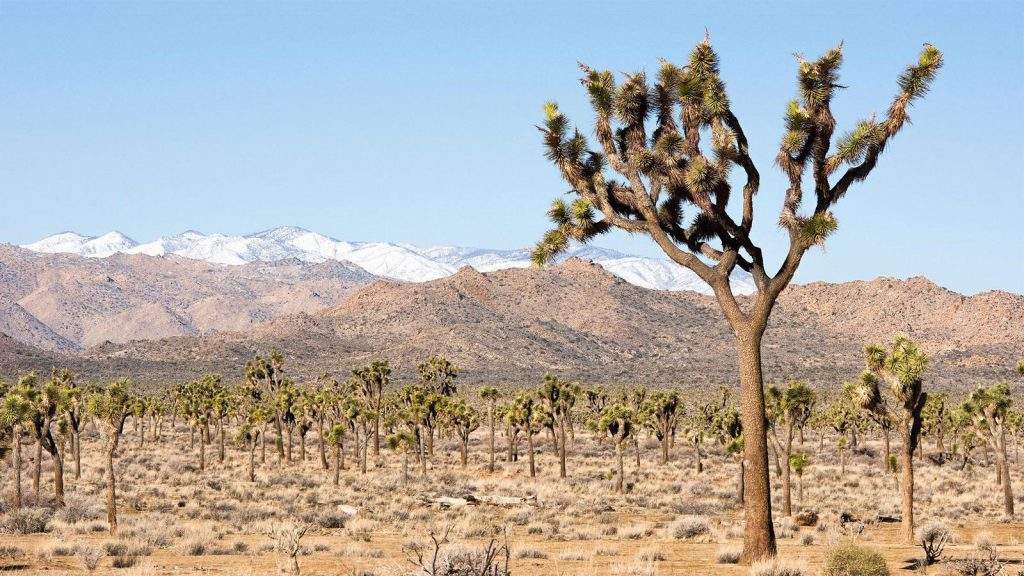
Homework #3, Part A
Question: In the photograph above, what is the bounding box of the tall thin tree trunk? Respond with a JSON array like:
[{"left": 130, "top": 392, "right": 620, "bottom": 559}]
[
  {"left": 12, "top": 430, "right": 23, "bottom": 509},
  {"left": 527, "top": 432, "right": 536, "bottom": 478},
  {"left": 736, "top": 331, "right": 776, "bottom": 561},
  {"left": 615, "top": 441, "right": 624, "bottom": 493},
  {"left": 558, "top": 418, "right": 567, "bottom": 478},
  {"left": 218, "top": 420, "right": 225, "bottom": 464},
  {"left": 105, "top": 440, "right": 118, "bottom": 534},
  {"left": 782, "top": 425, "right": 793, "bottom": 517},
  {"left": 333, "top": 445, "right": 341, "bottom": 486},
  {"left": 33, "top": 436, "right": 42, "bottom": 505},
  {"left": 73, "top": 431, "right": 81, "bottom": 480},
  {"left": 487, "top": 404, "right": 495, "bottom": 473},
  {"left": 899, "top": 434, "right": 915, "bottom": 543},
  {"left": 318, "top": 422, "right": 329, "bottom": 471}
]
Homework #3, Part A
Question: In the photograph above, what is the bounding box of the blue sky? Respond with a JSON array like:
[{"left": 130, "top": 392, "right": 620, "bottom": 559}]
[{"left": 1, "top": 1, "right": 1021, "bottom": 294}]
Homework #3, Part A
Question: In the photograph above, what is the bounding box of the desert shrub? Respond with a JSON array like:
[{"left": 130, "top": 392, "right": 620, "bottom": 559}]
[
  {"left": 185, "top": 539, "right": 207, "bottom": 556},
  {"left": 0, "top": 545, "right": 24, "bottom": 557},
  {"left": 231, "top": 540, "right": 249, "bottom": 554},
  {"left": 317, "top": 510, "right": 351, "bottom": 529},
  {"left": 77, "top": 546, "right": 104, "bottom": 571},
  {"left": 111, "top": 554, "right": 139, "bottom": 568},
  {"left": 638, "top": 549, "right": 665, "bottom": 562},
  {"left": 800, "top": 533, "right": 815, "bottom": 546},
  {"left": 822, "top": 543, "right": 889, "bottom": 576},
  {"left": 57, "top": 495, "right": 102, "bottom": 524},
  {"left": 716, "top": 545, "right": 742, "bottom": 564},
  {"left": 1, "top": 507, "right": 53, "bottom": 534},
  {"left": 917, "top": 521, "right": 950, "bottom": 565},
  {"left": 749, "top": 559, "right": 811, "bottom": 576},
  {"left": 670, "top": 515, "right": 710, "bottom": 539},
  {"left": 515, "top": 547, "right": 547, "bottom": 559},
  {"left": 103, "top": 541, "right": 129, "bottom": 556}
]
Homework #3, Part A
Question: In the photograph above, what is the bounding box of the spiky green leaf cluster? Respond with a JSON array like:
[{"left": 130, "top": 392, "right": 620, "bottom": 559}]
[
  {"left": 898, "top": 44, "right": 943, "bottom": 100},
  {"left": 797, "top": 212, "right": 838, "bottom": 247}
]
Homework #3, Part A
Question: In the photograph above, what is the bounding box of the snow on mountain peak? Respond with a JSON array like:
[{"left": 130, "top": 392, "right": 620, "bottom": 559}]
[
  {"left": 19, "top": 227, "right": 754, "bottom": 293},
  {"left": 23, "top": 231, "right": 136, "bottom": 258}
]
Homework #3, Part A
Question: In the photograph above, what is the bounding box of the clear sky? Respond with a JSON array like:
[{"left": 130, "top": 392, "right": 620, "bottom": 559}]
[{"left": 1, "top": 1, "right": 1021, "bottom": 294}]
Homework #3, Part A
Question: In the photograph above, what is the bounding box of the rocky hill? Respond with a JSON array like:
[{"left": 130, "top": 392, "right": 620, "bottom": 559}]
[{"left": 3, "top": 255, "right": 1017, "bottom": 390}]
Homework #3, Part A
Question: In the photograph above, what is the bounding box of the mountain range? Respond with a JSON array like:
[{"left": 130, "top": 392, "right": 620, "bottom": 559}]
[
  {"left": 0, "top": 238, "right": 1020, "bottom": 388},
  {"left": 21, "top": 227, "right": 756, "bottom": 294}
]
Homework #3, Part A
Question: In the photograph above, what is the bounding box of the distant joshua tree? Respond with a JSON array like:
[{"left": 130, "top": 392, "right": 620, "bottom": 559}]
[
  {"left": 533, "top": 36, "right": 942, "bottom": 560},
  {"left": 964, "top": 382, "right": 1015, "bottom": 516},
  {"left": 87, "top": 378, "right": 134, "bottom": 534},
  {"left": 593, "top": 403, "right": 637, "bottom": 493},
  {"left": 850, "top": 336, "right": 929, "bottom": 542},
  {"left": 766, "top": 380, "right": 816, "bottom": 517},
  {"left": 479, "top": 386, "right": 500, "bottom": 473}
]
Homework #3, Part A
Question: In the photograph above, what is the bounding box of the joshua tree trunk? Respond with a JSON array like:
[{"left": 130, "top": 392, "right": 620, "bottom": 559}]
[
  {"left": 73, "top": 431, "right": 81, "bottom": 480},
  {"left": 318, "top": 421, "right": 328, "bottom": 470},
  {"left": 558, "top": 418, "right": 567, "bottom": 478},
  {"left": 199, "top": 426, "right": 206, "bottom": 471},
  {"left": 487, "top": 404, "right": 495, "bottom": 473},
  {"left": 661, "top": 432, "right": 670, "bottom": 465},
  {"left": 736, "top": 331, "right": 775, "bottom": 559},
  {"left": 615, "top": 440, "right": 624, "bottom": 493},
  {"left": 261, "top": 424, "right": 268, "bottom": 463},
  {"left": 839, "top": 446, "right": 846, "bottom": 476},
  {"left": 12, "top": 428, "right": 23, "bottom": 508},
  {"left": 373, "top": 413, "right": 380, "bottom": 458},
  {"left": 459, "top": 438, "right": 468, "bottom": 467},
  {"left": 33, "top": 436, "right": 42, "bottom": 504},
  {"left": 275, "top": 414, "right": 285, "bottom": 459},
  {"left": 694, "top": 438, "right": 703, "bottom": 473},
  {"left": 300, "top": 431, "right": 306, "bottom": 462},
  {"left": 218, "top": 420, "right": 225, "bottom": 464},
  {"left": 527, "top": 431, "right": 536, "bottom": 478},
  {"left": 248, "top": 438, "right": 257, "bottom": 482},
  {"left": 402, "top": 451, "right": 409, "bottom": 484},
  {"left": 782, "top": 424, "right": 794, "bottom": 517},
  {"left": 419, "top": 425, "right": 427, "bottom": 477},
  {"left": 286, "top": 426, "right": 293, "bottom": 464},
  {"left": 882, "top": 428, "right": 891, "bottom": 473},
  {"left": 332, "top": 445, "right": 341, "bottom": 486},
  {"left": 105, "top": 436, "right": 119, "bottom": 534},
  {"left": 899, "top": 434, "right": 915, "bottom": 542}
]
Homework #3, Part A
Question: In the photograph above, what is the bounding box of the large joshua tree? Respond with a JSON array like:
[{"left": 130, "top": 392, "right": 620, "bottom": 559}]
[{"left": 533, "top": 37, "right": 942, "bottom": 560}]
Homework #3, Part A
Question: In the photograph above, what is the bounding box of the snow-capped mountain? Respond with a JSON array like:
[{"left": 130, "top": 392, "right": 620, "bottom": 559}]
[
  {"left": 23, "top": 231, "right": 138, "bottom": 259},
  {"left": 19, "top": 227, "right": 754, "bottom": 294}
]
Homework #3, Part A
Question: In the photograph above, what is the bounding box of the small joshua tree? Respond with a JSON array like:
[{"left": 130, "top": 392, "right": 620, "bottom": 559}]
[
  {"left": 788, "top": 452, "right": 809, "bottom": 508},
  {"left": 325, "top": 423, "right": 346, "bottom": 485},
  {"left": 1, "top": 378, "right": 35, "bottom": 508},
  {"left": 533, "top": 35, "right": 942, "bottom": 561},
  {"left": 87, "top": 378, "right": 134, "bottom": 534},
  {"left": 537, "top": 375, "right": 578, "bottom": 478},
  {"left": 713, "top": 404, "right": 745, "bottom": 504},
  {"left": 386, "top": 429, "right": 417, "bottom": 484},
  {"left": 642, "top": 390, "right": 683, "bottom": 466},
  {"left": 508, "top": 393, "right": 542, "bottom": 478},
  {"left": 353, "top": 359, "right": 391, "bottom": 459},
  {"left": 766, "top": 380, "right": 816, "bottom": 517},
  {"left": 480, "top": 386, "right": 500, "bottom": 473},
  {"left": 593, "top": 403, "right": 637, "bottom": 493},
  {"left": 850, "top": 336, "right": 929, "bottom": 542},
  {"left": 965, "top": 382, "right": 1015, "bottom": 516}
]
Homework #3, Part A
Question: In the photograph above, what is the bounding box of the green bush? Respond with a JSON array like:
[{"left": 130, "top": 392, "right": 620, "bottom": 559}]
[{"left": 822, "top": 543, "right": 890, "bottom": 576}]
